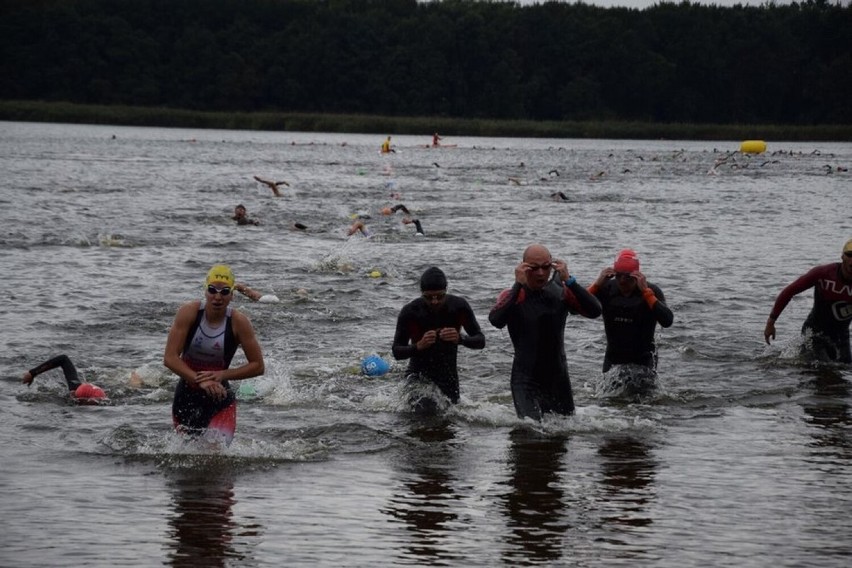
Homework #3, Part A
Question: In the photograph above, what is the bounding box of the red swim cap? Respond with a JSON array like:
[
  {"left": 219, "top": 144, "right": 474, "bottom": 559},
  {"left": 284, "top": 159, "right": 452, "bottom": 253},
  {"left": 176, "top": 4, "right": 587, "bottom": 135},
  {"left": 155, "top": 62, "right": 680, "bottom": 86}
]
[
  {"left": 613, "top": 249, "right": 640, "bottom": 273},
  {"left": 75, "top": 383, "right": 106, "bottom": 400}
]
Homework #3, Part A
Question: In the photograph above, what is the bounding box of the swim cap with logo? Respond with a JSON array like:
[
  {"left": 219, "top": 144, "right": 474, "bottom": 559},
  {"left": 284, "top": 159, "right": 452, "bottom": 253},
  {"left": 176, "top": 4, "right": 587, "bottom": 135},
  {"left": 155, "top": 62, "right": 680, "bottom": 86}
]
[
  {"left": 206, "top": 264, "right": 235, "bottom": 287},
  {"left": 361, "top": 354, "right": 390, "bottom": 377}
]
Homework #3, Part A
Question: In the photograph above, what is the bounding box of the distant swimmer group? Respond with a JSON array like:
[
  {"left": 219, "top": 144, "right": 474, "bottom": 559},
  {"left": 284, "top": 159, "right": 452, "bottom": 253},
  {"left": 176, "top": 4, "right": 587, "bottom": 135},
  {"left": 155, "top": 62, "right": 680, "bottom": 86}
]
[{"left": 21, "top": 128, "right": 850, "bottom": 440}]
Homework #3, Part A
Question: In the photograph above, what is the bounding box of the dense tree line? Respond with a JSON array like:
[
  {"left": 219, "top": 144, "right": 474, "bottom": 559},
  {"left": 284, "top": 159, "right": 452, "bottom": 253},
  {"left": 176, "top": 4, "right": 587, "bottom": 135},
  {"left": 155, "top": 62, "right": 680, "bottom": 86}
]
[{"left": 1, "top": 0, "right": 850, "bottom": 125}]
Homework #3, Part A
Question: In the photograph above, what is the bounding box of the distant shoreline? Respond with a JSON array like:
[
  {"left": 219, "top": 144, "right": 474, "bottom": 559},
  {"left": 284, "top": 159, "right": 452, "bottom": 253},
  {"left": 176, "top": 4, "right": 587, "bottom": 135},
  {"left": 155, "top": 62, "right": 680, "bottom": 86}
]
[{"left": 1, "top": 100, "right": 850, "bottom": 142}]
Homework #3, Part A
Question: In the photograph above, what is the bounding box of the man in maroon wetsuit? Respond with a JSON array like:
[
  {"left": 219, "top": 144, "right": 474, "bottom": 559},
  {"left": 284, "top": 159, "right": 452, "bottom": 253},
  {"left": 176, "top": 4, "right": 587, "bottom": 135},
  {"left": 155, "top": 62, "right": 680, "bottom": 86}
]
[
  {"left": 489, "top": 244, "right": 601, "bottom": 420},
  {"left": 764, "top": 239, "right": 852, "bottom": 363}
]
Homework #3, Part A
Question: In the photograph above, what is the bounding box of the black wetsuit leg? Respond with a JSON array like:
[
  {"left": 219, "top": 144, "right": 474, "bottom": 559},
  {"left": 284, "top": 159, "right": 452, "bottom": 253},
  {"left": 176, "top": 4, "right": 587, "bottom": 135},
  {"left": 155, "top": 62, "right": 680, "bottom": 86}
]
[
  {"left": 172, "top": 379, "right": 236, "bottom": 435},
  {"left": 808, "top": 333, "right": 851, "bottom": 364},
  {"left": 511, "top": 380, "right": 544, "bottom": 421},
  {"left": 511, "top": 378, "right": 574, "bottom": 420},
  {"left": 540, "top": 383, "right": 575, "bottom": 416},
  {"left": 404, "top": 372, "right": 457, "bottom": 416},
  {"left": 602, "top": 351, "right": 657, "bottom": 373}
]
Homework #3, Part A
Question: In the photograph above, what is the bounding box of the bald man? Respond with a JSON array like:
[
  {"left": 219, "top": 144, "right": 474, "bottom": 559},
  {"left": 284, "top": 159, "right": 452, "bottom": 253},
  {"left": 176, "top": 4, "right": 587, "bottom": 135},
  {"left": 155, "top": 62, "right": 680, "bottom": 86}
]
[{"left": 489, "top": 244, "right": 601, "bottom": 420}]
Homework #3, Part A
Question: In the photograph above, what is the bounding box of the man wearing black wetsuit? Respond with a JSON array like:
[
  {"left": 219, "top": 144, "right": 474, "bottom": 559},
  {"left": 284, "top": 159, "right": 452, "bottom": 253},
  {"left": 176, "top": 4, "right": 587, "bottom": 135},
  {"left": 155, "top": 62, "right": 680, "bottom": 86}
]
[
  {"left": 588, "top": 249, "right": 674, "bottom": 378},
  {"left": 392, "top": 267, "right": 485, "bottom": 413},
  {"left": 765, "top": 238, "right": 852, "bottom": 363},
  {"left": 489, "top": 244, "right": 602, "bottom": 420}
]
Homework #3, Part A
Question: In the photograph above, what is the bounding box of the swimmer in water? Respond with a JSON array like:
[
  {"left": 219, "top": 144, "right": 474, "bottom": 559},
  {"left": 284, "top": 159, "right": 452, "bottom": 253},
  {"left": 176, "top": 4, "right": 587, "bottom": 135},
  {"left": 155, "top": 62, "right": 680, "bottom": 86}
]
[
  {"left": 381, "top": 204, "right": 411, "bottom": 216},
  {"left": 253, "top": 175, "right": 290, "bottom": 197},
  {"left": 402, "top": 217, "right": 425, "bottom": 235},
  {"left": 232, "top": 204, "right": 260, "bottom": 226},
  {"left": 234, "top": 282, "right": 263, "bottom": 301},
  {"left": 234, "top": 282, "right": 280, "bottom": 303},
  {"left": 21, "top": 354, "right": 107, "bottom": 403},
  {"left": 347, "top": 220, "right": 370, "bottom": 237},
  {"left": 163, "top": 264, "right": 265, "bottom": 445}
]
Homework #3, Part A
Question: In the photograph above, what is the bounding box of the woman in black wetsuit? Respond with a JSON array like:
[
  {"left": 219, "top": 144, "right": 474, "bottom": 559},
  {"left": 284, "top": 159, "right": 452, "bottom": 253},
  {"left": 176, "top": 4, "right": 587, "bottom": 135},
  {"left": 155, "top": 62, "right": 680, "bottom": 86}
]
[{"left": 489, "top": 244, "right": 601, "bottom": 420}]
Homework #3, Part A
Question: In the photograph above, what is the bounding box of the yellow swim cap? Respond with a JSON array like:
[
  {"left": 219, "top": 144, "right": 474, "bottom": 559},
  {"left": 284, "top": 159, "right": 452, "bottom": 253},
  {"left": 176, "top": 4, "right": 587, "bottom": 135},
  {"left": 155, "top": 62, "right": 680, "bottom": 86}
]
[
  {"left": 844, "top": 239, "right": 852, "bottom": 254},
  {"left": 206, "top": 264, "right": 235, "bottom": 287}
]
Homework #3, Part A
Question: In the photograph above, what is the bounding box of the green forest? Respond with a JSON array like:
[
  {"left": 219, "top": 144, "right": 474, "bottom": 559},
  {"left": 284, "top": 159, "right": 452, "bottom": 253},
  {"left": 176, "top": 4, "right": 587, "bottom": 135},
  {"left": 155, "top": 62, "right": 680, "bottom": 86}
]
[{"left": 1, "top": 0, "right": 850, "bottom": 128}]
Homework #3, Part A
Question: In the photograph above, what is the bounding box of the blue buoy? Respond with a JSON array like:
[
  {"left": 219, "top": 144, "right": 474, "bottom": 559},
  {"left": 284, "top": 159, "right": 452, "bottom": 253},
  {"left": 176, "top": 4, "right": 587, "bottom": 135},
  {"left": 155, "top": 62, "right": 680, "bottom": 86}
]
[{"left": 361, "top": 354, "right": 390, "bottom": 377}]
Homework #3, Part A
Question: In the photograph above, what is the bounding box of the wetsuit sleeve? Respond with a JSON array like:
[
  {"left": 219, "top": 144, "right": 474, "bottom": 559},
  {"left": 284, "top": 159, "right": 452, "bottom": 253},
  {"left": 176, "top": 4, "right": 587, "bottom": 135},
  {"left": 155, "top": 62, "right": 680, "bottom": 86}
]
[
  {"left": 768, "top": 266, "right": 823, "bottom": 320},
  {"left": 489, "top": 284, "right": 522, "bottom": 329},
  {"left": 648, "top": 284, "right": 674, "bottom": 327},
  {"left": 392, "top": 307, "right": 418, "bottom": 360},
  {"left": 28, "top": 354, "right": 82, "bottom": 391},
  {"left": 459, "top": 301, "right": 486, "bottom": 349},
  {"left": 564, "top": 281, "right": 602, "bottom": 318}
]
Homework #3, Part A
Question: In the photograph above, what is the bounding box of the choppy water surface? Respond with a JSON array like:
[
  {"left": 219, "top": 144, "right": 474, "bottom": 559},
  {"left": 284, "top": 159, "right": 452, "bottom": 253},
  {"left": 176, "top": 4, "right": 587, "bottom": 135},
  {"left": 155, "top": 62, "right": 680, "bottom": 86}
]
[{"left": 1, "top": 121, "right": 850, "bottom": 567}]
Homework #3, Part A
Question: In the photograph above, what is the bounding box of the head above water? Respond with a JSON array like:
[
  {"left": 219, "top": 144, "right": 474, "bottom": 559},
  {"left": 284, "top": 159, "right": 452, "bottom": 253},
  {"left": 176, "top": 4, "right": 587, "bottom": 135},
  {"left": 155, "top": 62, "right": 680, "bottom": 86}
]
[
  {"left": 613, "top": 249, "right": 640, "bottom": 274},
  {"left": 420, "top": 266, "right": 448, "bottom": 292},
  {"left": 842, "top": 239, "right": 852, "bottom": 280},
  {"left": 206, "top": 264, "right": 235, "bottom": 288},
  {"left": 523, "top": 244, "right": 553, "bottom": 290}
]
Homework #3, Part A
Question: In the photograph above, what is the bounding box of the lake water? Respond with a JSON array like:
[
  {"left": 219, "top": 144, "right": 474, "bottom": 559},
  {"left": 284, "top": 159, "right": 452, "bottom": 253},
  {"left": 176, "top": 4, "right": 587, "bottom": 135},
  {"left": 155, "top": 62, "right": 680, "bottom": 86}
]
[{"left": 1, "top": 121, "right": 850, "bottom": 567}]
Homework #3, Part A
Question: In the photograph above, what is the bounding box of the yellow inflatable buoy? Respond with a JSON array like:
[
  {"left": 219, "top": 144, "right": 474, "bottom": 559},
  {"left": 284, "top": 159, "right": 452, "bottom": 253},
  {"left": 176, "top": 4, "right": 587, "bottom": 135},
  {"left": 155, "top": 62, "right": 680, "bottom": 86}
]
[{"left": 740, "top": 140, "right": 767, "bottom": 154}]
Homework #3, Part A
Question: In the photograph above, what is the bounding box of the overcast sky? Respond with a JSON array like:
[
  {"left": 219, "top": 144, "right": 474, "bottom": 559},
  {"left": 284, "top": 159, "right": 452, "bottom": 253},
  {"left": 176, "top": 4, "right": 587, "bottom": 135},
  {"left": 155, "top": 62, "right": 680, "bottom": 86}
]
[{"left": 519, "top": 0, "right": 795, "bottom": 7}]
